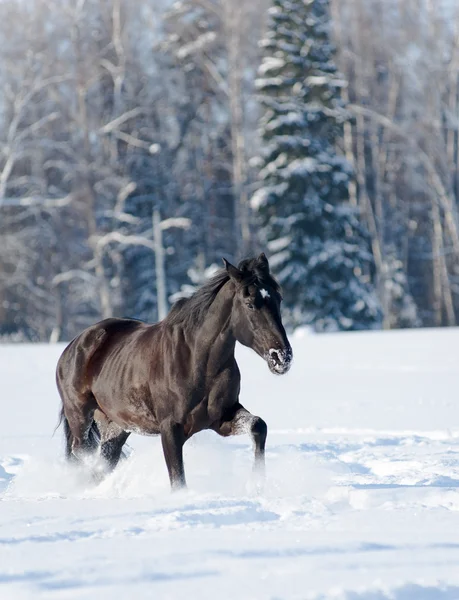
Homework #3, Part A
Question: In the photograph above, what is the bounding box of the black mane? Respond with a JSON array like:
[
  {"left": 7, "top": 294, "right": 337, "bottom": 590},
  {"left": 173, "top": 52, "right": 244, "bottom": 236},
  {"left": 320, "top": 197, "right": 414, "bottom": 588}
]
[
  {"left": 165, "top": 257, "right": 281, "bottom": 328},
  {"left": 165, "top": 269, "right": 230, "bottom": 327}
]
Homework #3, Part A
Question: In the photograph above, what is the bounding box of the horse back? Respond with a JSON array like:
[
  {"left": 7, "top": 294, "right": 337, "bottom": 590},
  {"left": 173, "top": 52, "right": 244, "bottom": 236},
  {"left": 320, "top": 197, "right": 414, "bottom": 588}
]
[{"left": 56, "top": 318, "right": 145, "bottom": 395}]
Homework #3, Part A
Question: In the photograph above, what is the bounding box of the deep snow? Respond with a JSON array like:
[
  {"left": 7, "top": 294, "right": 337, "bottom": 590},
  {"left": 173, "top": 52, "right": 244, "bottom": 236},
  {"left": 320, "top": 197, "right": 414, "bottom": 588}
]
[{"left": 1, "top": 328, "right": 459, "bottom": 599}]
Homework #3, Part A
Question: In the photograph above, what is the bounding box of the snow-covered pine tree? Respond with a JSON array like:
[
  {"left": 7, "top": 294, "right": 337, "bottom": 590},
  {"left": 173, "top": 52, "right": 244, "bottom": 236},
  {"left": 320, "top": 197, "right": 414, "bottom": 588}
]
[
  {"left": 382, "top": 252, "right": 420, "bottom": 329},
  {"left": 251, "top": 0, "right": 381, "bottom": 331}
]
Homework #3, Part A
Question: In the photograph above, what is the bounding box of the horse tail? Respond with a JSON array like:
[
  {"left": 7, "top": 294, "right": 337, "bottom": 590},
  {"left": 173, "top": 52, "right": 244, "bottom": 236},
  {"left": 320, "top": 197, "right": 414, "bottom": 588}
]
[
  {"left": 54, "top": 324, "right": 109, "bottom": 460},
  {"left": 62, "top": 410, "right": 74, "bottom": 459},
  {"left": 54, "top": 406, "right": 74, "bottom": 459}
]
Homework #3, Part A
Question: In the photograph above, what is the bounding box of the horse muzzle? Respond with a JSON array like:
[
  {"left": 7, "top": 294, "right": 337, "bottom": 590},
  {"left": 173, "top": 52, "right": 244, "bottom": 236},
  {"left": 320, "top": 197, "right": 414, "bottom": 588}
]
[{"left": 266, "top": 346, "right": 293, "bottom": 375}]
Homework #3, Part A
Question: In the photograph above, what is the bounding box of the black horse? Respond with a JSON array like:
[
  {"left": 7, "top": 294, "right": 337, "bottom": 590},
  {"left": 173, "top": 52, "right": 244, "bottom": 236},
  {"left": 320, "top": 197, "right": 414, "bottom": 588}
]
[{"left": 56, "top": 253, "right": 292, "bottom": 489}]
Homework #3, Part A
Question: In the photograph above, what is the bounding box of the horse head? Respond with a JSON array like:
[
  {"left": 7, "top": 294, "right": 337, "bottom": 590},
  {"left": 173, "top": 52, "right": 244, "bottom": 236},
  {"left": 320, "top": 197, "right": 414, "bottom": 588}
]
[{"left": 224, "top": 253, "right": 293, "bottom": 375}]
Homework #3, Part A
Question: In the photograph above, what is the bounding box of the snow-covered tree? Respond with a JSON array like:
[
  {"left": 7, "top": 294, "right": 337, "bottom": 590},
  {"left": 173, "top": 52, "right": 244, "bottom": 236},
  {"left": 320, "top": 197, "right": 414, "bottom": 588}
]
[
  {"left": 252, "top": 0, "right": 381, "bottom": 331},
  {"left": 382, "top": 253, "right": 420, "bottom": 330},
  {"left": 169, "top": 253, "right": 219, "bottom": 303}
]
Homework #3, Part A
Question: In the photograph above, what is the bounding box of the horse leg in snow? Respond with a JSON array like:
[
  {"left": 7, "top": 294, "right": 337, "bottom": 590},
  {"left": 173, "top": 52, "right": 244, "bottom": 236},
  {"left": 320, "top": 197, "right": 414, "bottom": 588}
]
[
  {"left": 214, "top": 403, "right": 267, "bottom": 476},
  {"left": 94, "top": 409, "right": 130, "bottom": 473},
  {"left": 63, "top": 393, "right": 99, "bottom": 461},
  {"left": 160, "top": 416, "right": 186, "bottom": 490}
]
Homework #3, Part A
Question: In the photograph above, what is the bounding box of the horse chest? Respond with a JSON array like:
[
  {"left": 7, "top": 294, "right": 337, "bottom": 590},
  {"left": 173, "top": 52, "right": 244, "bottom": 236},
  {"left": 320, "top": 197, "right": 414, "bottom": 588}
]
[{"left": 184, "top": 379, "right": 237, "bottom": 436}]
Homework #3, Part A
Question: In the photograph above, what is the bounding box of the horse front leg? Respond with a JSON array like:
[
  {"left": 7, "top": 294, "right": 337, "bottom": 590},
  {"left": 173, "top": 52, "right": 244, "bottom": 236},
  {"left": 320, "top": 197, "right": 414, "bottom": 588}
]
[
  {"left": 160, "top": 416, "right": 187, "bottom": 490},
  {"left": 214, "top": 403, "right": 267, "bottom": 477}
]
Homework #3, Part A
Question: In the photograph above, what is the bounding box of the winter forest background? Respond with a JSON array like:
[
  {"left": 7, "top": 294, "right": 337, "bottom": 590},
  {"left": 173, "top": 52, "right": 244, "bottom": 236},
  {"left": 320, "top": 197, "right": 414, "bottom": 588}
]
[{"left": 1, "top": 0, "right": 458, "bottom": 342}]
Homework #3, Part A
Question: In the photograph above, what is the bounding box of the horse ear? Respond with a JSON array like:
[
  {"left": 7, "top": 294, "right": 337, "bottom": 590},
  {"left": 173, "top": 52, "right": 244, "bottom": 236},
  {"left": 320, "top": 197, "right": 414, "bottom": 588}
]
[
  {"left": 257, "top": 252, "right": 270, "bottom": 273},
  {"left": 222, "top": 258, "right": 244, "bottom": 283}
]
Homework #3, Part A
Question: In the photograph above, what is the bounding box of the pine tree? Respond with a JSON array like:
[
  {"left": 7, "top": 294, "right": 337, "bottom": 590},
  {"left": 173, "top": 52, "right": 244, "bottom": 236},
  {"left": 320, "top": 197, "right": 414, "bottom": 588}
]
[
  {"left": 252, "top": 0, "right": 381, "bottom": 331},
  {"left": 383, "top": 252, "right": 420, "bottom": 329}
]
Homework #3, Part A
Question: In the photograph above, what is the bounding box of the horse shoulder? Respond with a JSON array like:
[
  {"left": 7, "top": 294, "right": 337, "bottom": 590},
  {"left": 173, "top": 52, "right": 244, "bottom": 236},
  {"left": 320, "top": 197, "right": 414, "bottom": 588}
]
[
  {"left": 152, "top": 322, "right": 194, "bottom": 379},
  {"left": 206, "top": 360, "right": 241, "bottom": 423}
]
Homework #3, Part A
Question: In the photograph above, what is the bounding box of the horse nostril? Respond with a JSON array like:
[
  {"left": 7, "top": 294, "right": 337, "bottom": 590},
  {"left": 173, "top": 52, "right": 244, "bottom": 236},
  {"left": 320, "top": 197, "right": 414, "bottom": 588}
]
[{"left": 269, "top": 349, "right": 281, "bottom": 365}]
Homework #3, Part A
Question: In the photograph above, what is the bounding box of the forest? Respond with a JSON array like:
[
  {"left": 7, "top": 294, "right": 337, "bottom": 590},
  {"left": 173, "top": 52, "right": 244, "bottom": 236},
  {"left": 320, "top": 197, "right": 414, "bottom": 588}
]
[{"left": 1, "top": 0, "right": 458, "bottom": 341}]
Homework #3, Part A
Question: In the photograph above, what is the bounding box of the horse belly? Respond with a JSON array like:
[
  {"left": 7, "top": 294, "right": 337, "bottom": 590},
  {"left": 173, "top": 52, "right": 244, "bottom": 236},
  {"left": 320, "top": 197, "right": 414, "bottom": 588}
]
[
  {"left": 118, "top": 410, "right": 160, "bottom": 436},
  {"left": 95, "top": 387, "right": 160, "bottom": 436}
]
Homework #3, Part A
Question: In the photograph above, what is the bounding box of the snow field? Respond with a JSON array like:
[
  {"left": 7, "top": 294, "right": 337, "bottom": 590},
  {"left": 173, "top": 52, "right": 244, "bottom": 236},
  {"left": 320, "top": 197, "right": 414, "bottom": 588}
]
[{"left": 1, "top": 328, "right": 459, "bottom": 599}]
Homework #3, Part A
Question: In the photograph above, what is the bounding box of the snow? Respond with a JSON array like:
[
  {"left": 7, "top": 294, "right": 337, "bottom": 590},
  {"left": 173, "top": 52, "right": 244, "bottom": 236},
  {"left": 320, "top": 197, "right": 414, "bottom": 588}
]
[
  {"left": 176, "top": 32, "right": 217, "bottom": 60},
  {"left": 265, "top": 112, "right": 306, "bottom": 131},
  {"left": 1, "top": 328, "right": 459, "bottom": 598},
  {"left": 306, "top": 75, "right": 330, "bottom": 86},
  {"left": 255, "top": 76, "right": 284, "bottom": 89},
  {"left": 250, "top": 187, "right": 269, "bottom": 210},
  {"left": 267, "top": 235, "right": 291, "bottom": 253},
  {"left": 258, "top": 57, "right": 286, "bottom": 76}
]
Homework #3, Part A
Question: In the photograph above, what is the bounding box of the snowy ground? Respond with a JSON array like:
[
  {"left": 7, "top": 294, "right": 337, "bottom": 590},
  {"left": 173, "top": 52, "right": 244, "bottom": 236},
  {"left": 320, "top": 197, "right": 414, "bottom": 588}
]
[{"left": 1, "top": 328, "right": 459, "bottom": 599}]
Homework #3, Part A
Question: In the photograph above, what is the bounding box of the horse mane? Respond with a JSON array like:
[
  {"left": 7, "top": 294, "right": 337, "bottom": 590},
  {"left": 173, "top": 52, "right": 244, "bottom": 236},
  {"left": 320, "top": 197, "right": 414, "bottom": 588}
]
[
  {"left": 165, "top": 268, "right": 230, "bottom": 328},
  {"left": 164, "top": 257, "right": 281, "bottom": 328}
]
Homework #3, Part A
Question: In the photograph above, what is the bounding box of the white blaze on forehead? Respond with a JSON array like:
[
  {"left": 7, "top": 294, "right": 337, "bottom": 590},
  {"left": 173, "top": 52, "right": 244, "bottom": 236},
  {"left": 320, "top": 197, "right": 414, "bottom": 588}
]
[{"left": 260, "top": 288, "right": 270, "bottom": 299}]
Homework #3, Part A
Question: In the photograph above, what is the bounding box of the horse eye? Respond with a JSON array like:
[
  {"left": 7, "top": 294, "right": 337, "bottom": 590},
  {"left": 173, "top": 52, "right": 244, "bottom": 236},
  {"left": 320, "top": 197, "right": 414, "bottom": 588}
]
[{"left": 247, "top": 302, "right": 254, "bottom": 310}]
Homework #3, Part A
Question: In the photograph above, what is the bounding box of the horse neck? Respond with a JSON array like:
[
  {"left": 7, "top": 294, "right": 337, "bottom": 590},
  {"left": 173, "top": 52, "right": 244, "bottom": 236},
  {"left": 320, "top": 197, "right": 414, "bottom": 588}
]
[{"left": 193, "top": 280, "right": 236, "bottom": 367}]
